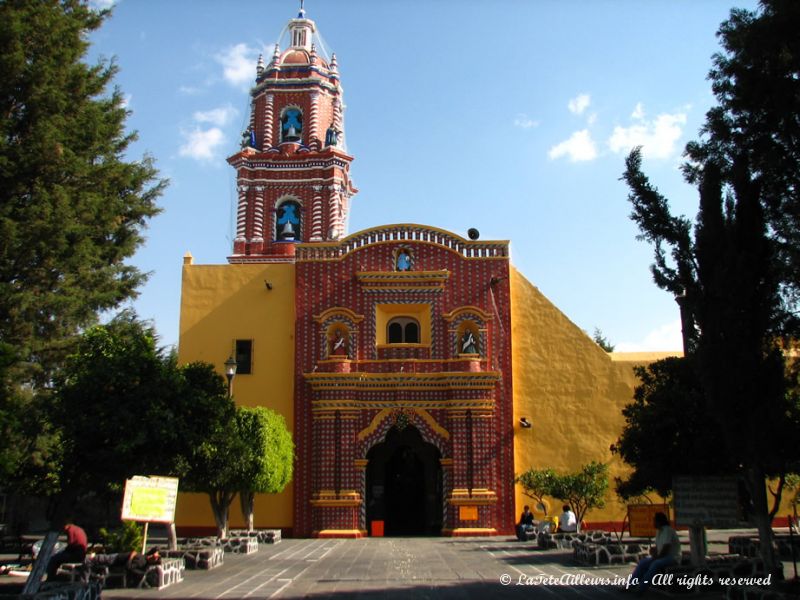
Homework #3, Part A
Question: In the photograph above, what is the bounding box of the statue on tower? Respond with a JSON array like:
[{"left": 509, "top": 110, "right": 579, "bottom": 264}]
[
  {"left": 325, "top": 126, "right": 339, "bottom": 147},
  {"left": 241, "top": 127, "right": 257, "bottom": 150}
]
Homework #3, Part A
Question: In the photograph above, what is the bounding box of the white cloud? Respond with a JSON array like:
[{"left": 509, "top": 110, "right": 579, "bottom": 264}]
[
  {"left": 193, "top": 105, "right": 238, "bottom": 127},
  {"left": 513, "top": 114, "right": 539, "bottom": 129},
  {"left": 216, "top": 43, "right": 259, "bottom": 88},
  {"left": 608, "top": 105, "right": 687, "bottom": 160},
  {"left": 568, "top": 93, "right": 591, "bottom": 116},
  {"left": 548, "top": 129, "right": 598, "bottom": 162},
  {"left": 89, "top": 0, "right": 116, "bottom": 10},
  {"left": 179, "top": 85, "right": 204, "bottom": 96},
  {"left": 615, "top": 319, "right": 683, "bottom": 352},
  {"left": 179, "top": 127, "right": 225, "bottom": 161}
]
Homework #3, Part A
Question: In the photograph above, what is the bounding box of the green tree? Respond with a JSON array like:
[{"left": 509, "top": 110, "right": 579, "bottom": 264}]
[
  {"left": 0, "top": 343, "right": 22, "bottom": 481},
  {"left": 592, "top": 328, "right": 615, "bottom": 352},
  {"left": 1, "top": 342, "right": 62, "bottom": 496},
  {"left": 175, "top": 363, "right": 239, "bottom": 538},
  {"left": 514, "top": 467, "right": 557, "bottom": 516},
  {"left": 515, "top": 463, "right": 609, "bottom": 529},
  {"left": 235, "top": 407, "right": 294, "bottom": 531},
  {"left": 0, "top": 0, "right": 165, "bottom": 383},
  {"left": 549, "top": 462, "right": 609, "bottom": 531},
  {"left": 53, "top": 312, "right": 178, "bottom": 504},
  {"left": 612, "top": 357, "right": 737, "bottom": 499},
  {"left": 621, "top": 1, "right": 800, "bottom": 575},
  {"left": 685, "top": 0, "right": 800, "bottom": 302},
  {"left": 784, "top": 474, "right": 800, "bottom": 524}
]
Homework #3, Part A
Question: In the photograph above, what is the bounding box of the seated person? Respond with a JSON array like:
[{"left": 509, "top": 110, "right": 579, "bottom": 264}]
[
  {"left": 127, "top": 547, "right": 161, "bottom": 584},
  {"left": 516, "top": 505, "right": 535, "bottom": 541},
  {"left": 630, "top": 512, "right": 681, "bottom": 593},
  {"left": 47, "top": 521, "right": 88, "bottom": 580},
  {"left": 87, "top": 550, "right": 135, "bottom": 568},
  {"left": 557, "top": 505, "right": 578, "bottom": 533}
]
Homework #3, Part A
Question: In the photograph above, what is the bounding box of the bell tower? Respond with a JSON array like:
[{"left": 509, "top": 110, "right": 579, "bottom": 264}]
[{"left": 227, "top": 6, "right": 357, "bottom": 262}]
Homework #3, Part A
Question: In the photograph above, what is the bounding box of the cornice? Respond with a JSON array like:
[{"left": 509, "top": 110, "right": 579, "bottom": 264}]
[
  {"left": 303, "top": 370, "right": 501, "bottom": 391},
  {"left": 356, "top": 270, "right": 450, "bottom": 292}
]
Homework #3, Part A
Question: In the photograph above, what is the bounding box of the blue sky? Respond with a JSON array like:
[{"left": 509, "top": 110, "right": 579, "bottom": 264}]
[{"left": 87, "top": 0, "right": 760, "bottom": 352}]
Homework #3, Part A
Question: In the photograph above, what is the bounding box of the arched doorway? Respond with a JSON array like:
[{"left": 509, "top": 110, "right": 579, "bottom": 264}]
[{"left": 366, "top": 425, "right": 443, "bottom": 536}]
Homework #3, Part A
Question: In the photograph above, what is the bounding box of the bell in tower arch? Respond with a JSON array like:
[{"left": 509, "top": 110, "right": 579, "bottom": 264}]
[
  {"left": 276, "top": 201, "right": 301, "bottom": 241},
  {"left": 281, "top": 108, "right": 303, "bottom": 143}
]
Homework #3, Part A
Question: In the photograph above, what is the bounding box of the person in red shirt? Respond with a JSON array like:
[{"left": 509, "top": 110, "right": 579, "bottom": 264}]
[{"left": 47, "top": 521, "right": 88, "bottom": 580}]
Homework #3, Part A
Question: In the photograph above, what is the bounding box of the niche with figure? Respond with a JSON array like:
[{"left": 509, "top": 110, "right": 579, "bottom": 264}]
[
  {"left": 328, "top": 325, "right": 350, "bottom": 358},
  {"left": 393, "top": 247, "right": 413, "bottom": 272},
  {"left": 458, "top": 322, "right": 480, "bottom": 355}
]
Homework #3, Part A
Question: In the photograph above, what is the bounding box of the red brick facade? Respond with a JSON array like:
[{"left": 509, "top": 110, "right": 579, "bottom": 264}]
[
  {"left": 225, "top": 10, "right": 516, "bottom": 537},
  {"left": 293, "top": 229, "right": 515, "bottom": 537}
]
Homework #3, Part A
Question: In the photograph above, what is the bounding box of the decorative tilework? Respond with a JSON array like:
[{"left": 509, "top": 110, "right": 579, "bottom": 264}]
[{"left": 294, "top": 227, "right": 514, "bottom": 537}]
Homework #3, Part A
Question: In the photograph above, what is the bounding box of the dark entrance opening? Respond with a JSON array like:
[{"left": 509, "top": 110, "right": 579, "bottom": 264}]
[{"left": 366, "top": 425, "right": 442, "bottom": 536}]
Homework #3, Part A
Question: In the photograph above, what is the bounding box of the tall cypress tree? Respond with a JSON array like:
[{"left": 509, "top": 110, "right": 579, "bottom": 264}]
[
  {"left": 0, "top": 0, "right": 165, "bottom": 382},
  {"left": 621, "top": 0, "right": 800, "bottom": 576}
]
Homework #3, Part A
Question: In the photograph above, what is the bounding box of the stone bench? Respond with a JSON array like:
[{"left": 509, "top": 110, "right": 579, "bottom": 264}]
[
  {"left": 95, "top": 556, "right": 185, "bottom": 590},
  {"left": 165, "top": 545, "right": 224, "bottom": 569},
  {"left": 137, "top": 556, "right": 185, "bottom": 590},
  {"left": 228, "top": 528, "right": 282, "bottom": 544},
  {"left": 179, "top": 536, "right": 220, "bottom": 547},
  {"left": 573, "top": 539, "right": 649, "bottom": 566},
  {"left": 538, "top": 530, "right": 611, "bottom": 550},
  {"left": 219, "top": 536, "right": 258, "bottom": 554},
  {"left": 729, "top": 534, "right": 800, "bottom": 559}
]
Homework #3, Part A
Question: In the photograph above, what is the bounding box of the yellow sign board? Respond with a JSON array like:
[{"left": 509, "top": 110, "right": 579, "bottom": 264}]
[
  {"left": 627, "top": 504, "right": 669, "bottom": 538},
  {"left": 459, "top": 506, "right": 478, "bottom": 521},
  {"left": 121, "top": 476, "right": 179, "bottom": 523}
]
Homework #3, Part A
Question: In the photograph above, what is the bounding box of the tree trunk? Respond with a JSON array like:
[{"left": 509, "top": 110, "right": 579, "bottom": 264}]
[
  {"left": 208, "top": 490, "right": 235, "bottom": 538},
  {"left": 745, "top": 466, "right": 781, "bottom": 578},
  {"left": 768, "top": 473, "right": 785, "bottom": 522},
  {"left": 167, "top": 522, "right": 178, "bottom": 550},
  {"left": 240, "top": 491, "right": 255, "bottom": 531}
]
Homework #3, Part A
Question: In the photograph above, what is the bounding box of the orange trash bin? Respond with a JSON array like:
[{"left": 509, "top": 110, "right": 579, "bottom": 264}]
[{"left": 371, "top": 520, "right": 384, "bottom": 537}]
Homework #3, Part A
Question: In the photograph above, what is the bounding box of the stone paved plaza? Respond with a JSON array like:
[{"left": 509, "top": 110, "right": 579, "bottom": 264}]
[{"left": 100, "top": 536, "right": 731, "bottom": 599}]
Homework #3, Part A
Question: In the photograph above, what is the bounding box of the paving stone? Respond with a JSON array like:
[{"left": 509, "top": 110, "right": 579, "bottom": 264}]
[{"left": 97, "top": 536, "right": 760, "bottom": 599}]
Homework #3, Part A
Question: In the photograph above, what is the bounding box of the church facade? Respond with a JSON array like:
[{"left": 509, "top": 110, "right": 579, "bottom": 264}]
[{"left": 176, "top": 9, "right": 674, "bottom": 537}]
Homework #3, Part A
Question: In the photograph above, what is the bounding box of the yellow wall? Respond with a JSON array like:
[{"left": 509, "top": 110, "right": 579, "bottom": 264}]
[
  {"left": 510, "top": 266, "right": 679, "bottom": 525},
  {"left": 175, "top": 256, "right": 296, "bottom": 530},
  {"left": 176, "top": 257, "right": 795, "bottom": 533}
]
